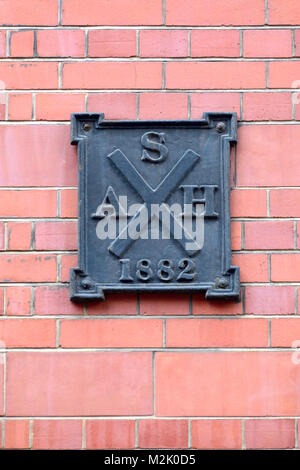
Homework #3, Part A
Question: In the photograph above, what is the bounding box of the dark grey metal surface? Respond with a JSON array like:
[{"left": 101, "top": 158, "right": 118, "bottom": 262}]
[{"left": 70, "top": 112, "right": 240, "bottom": 302}]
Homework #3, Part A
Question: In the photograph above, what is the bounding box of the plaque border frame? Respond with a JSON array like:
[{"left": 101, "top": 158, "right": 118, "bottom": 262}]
[{"left": 70, "top": 112, "right": 240, "bottom": 302}]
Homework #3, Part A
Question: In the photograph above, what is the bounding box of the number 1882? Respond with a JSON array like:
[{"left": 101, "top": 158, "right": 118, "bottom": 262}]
[{"left": 119, "top": 258, "right": 197, "bottom": 282}]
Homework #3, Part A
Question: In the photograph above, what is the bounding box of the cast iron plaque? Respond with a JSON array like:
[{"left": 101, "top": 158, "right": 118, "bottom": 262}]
[{"left": 70, "top": 112, "right": 240, "bottom": 302}]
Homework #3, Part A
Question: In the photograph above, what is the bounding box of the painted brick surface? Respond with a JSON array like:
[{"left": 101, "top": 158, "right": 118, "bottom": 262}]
[
  {"left": 155, "top": 352, "right": 300, "bottom": 416},
  {"left": 86, "top": 420, "right": 136, "bottom": 450},
  {"left": 0, "top": 0, "right": 298, "bottom": 451},
  {"left": 37, "top": 30, "right": 85, "bottom": 58},
  {"left": 244, "top": 419, "right": 295, "bottom": 449},
  {"left": 191, "top": 30, "right": 240, "bottom": 57},
  {"left": 243, "top": 30, "right": 292, "bottom": 57},
  {"left": 8, "top": 94, "right": 32, "bottom": 120},
  {"left": 6, "top": 352, "right": 153, "bottom": 416},
  {"left": 36, "top": 93, "right": 85, "bottom": 120},
  {"left": 5, "top": 420, "right": 30, "bottom": 449},
  {"left": 0, "top": 0, "right": 58, "bottom": 26},
  {"left": 6, "top": 286, "right": 32, "bottom": 316},
  {"left": 191, "top": 420, "right": 242, "bottom": 449},
  {"left": 89, "top": 30, "right": 136, "bottom": 58},
  {"left": 10, "top": 31, "right": 34, "bottom": 58},
  {"left": 32, "top": 420, "right": 82, "bottom": 450},
  {"left": 138, "top": 420, "right": 189, "bottom": 449},
  {"left": 191, "top": 92, "right": 241, "bottom": 119}
]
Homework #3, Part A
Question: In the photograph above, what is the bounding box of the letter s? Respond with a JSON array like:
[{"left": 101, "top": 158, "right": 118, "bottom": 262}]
[{"left": 141, "top": 131, "right": 168, "bottom": 163}]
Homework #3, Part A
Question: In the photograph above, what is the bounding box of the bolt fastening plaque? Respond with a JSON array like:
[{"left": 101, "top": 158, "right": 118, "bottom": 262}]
[{"left": 70, "top": 112, "right": 240, "bottom": 302}]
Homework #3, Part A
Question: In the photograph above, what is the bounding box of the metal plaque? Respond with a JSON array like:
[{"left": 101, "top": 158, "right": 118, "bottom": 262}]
[{"left": 70, "top": 112, "right": 240, "bottom": 302}]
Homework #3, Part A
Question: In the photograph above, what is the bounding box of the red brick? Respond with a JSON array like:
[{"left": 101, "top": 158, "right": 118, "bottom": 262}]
[
  {"left": 87, "top": 294, "right": 137, "bottom": 316},
  {"left": 244, "top": 221, "right": 294, "bottom": 249},
  {"left": 243, "top": 30, "right": 291, "bottom": 58},
  {"left": 232, "top": 254, "right": 268, "bottom": 283},
  {"left": 0, "top": 190, "right": 57, "bottom": 217},
  {"left": 61, "top": 254, "right": 78, "bottom": 282},
  {"left": 6, "top": 286, "right": 32, "bottom": 316},
  {"left": 139, "top": 93, "right": 188, "bottom": 120},
  {"left": 139, "top": 420, "right": 188, "bottom": 449},
  {"left": 271, "top": 254, "right": 300, "bottom": 282},
  {"left": 297, "top": 423, "right": 300, "bottom": 444},
  {"left": 60, "top": 319, "right": 163, "bottom": 348},
  {"left": 33, "top": 420, "right": 82, "bottom": 450},
  {"left": 62, "top": 0, "right": 162, "bottom": 26},
  {"left": 35, "top": 286, "right": 83, "bottom": 316},
  {"left": 6, "top": 351, "right": 153, "bottom": 416},
  {"left": 86, "top": 420, "right": 135, "bottom": 449},
  {"left": 269, "top": 0, "right": 300, "bottom": 25},
  {"left": 0, "top": 288, "right": 4, "bottom": 315},
  {"left": 89, "top": 30, "right": 136, "bottom": 58},
  {"left": 243, "top": 93, "right": 292, "bottom": 121},
  {"left": 231, "top": 189, "right": 267, "bottom": 217},
  {"left": 8, "top": 93, "right": 32, "bottom": 120},
  {"left": 5, "top": 420, "right": 30, "bottom": 449},
  {"left": 0, "top": 64, "right": 5, "bottom": 117},
  {"left": 166, "top": 318, "right": 268, "bottom": 347},
  {"left": 10, "top": 30, "right": 34, "bottom": 57},
  {"left": 269, "top": 62, "right": 300, "bottom": 88},
  {"left": 166, "top": 62, "right": 265, "bottom": 89},
  {"left": 297, "top": 222, "right": 300, "bottom": 248},
  {"left": 63, "top": 62, "right": 162, "bottom": 89},
  {"left": 271, "top": 190, "right": 300, "bottom": 217},
  {"left": 193, "top": 295, "right": 243, "bottom": 315},
  {"left": 237, "top": 125, "right": 300, "bottom": 187},
  {"left": 231, "top": 221, "right": 242, "bottom": 251},
  {"left": 88, "top": 93, "right": 136, "bottom": 119},
  {"left": 140, "top": 293, "right": 189, "bottom": 316},
  {"left": 191, "top": 93, "right": 241, "bottom": 119},
  {"left": 155, "top": 351, "right": 300, "bottom": 416},
  {"left": 0, "top": 319, "right": 56, "bottom": 348},
  {"left": 166, "top": 0, "right": 265, "bottom": 25},
  {"left": 0, "top": 0, "right": 58, "bottom": 26},
  {"left": 0, "top": 102, "right": 4, "bottom": 120},
  {"left": 245, "top": 419, "right": 295, "bottom": 449},
  {"left": 0, "top": 62, "right": 57, "bottom": 89},
  {"left": 0, "top": 362, "right": 3, "bottom": 414},
  {"left": 270, "top": 189, "right": 300, "bottom": 217},
  {"left": 37, "top": 30, "right": 85, "bottom": 57},
  {"left": 0, "top": 126, "right": 77, "bottom": 187},
  {"left": 294, "top": 30, "right": 300, "bottom": 57},
  {"left": 271, "top": 318, "right": 300, "bottom": 347},
  {"left": 191, "top": 420, "right": 242, "bottom": 449},
  {"left": 245, "top": 286, "right": 295, "bottom": 315},
  {"left": 0, "top": 31, "right": 6, "bottom": 57},
  {"left": 7, "top": 222, "right": 32, "bottom": 250},
  {"left": 35, "top": 221, "right": 77, "bottom": 250},
  {"left": 191, "top": 30, "right": 240, "bottom": 57},
  {"left": 36, "top": 93, "right": 85, "bottom": 120},
  {"left": 295, "top": 96, "right": 300, "bottom": 121},
  {"left": 0, "top": 223, "right": 4, "bottom": 250},
  {"left": 61, "top": 189, "right": 78, "bottom": 218},
  {"left": 0, "top": 254, "right": 56, "bottom": 282},
  {"left": 140, "top": 30, "right": 188, "bottom": 58}
]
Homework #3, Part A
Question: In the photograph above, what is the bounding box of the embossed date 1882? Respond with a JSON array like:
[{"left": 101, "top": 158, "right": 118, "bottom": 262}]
[{"left": 119, "top": 258, "right": 197, "bottom": 283}]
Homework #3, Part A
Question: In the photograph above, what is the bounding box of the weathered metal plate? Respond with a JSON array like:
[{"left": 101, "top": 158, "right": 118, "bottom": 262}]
[{"left": 70, "top": 112, "right": 240, "bottom": 302}]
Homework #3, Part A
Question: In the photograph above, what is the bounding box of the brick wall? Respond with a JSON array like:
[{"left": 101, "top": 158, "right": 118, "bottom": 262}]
[{"left": 0, "top": 0, "right": 299, "bottom": 450}]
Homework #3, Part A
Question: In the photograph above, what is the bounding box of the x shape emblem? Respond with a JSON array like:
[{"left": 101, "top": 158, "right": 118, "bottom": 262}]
[{"left": 107, "top": 148, "right": 201, "bottom": 258}]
